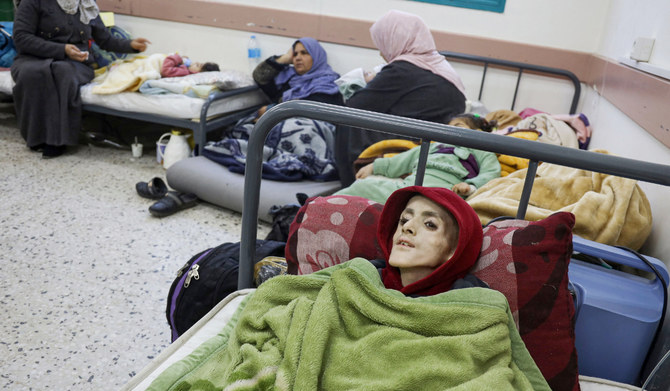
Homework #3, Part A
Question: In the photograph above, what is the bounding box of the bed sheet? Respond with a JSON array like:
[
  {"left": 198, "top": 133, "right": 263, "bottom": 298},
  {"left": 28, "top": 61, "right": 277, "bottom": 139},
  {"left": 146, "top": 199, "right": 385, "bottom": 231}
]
[{"left": 0, "top": 71, "right": 268, "bottom": 120}]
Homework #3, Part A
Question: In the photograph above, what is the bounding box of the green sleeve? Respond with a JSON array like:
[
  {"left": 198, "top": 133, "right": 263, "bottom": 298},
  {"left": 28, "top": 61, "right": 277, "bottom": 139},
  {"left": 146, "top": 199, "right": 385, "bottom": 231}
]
[{"left": 372, "top": 146, "right": 422, "bottom": 178}]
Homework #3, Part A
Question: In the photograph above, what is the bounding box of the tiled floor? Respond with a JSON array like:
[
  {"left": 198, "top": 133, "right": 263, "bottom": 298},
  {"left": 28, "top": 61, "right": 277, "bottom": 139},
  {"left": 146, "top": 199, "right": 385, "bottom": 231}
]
[{"left": 0, "top": 103, "right": 269, "bottom": 390}]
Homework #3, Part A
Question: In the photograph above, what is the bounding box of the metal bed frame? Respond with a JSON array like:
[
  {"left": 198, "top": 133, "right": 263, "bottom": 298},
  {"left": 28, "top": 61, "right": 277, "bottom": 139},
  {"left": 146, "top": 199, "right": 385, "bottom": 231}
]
[
  {"left": 440, "top": 51, "right": 581, "bottom": 114},
  {"left": 82, "top": 85, "right": 266, "bottom": 154},
  {"left": 239, "top": 100, "right": 670, "bottom": 289}
]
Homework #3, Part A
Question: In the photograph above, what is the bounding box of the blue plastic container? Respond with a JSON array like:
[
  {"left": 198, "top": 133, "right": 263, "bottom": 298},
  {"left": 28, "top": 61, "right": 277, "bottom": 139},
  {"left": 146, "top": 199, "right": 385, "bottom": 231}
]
[{"left": 568, "top": 236, "right": 669, "bottom": 385}]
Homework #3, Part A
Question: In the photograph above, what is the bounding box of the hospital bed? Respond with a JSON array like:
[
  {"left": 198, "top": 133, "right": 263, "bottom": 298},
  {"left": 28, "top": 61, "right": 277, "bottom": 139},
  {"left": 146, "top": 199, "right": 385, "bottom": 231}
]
[
  {"left": 165, "top": 51, "right": 583, "bottom": 222},
  {"left": 0, "top": 69, "right": 269, "bottom": 154},
  {"left": 121, "top": 100, "right": 670, "bottom": 391}
]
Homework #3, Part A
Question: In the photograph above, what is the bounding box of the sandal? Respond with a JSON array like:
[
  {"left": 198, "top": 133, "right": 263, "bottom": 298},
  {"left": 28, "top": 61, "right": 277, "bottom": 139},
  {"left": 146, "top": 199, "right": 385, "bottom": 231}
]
[
  {"left": 136, "top": 177, "right": 168, "bottom": 200},
  {"left": 149, "top": 191, "right": 198, "bottom": 217}
]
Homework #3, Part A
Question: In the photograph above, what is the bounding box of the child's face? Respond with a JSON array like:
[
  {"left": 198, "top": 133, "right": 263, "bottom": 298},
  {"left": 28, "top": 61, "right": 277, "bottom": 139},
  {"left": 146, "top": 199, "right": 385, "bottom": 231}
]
[
  {"left": 292, "top": 42, "right": 313, "bottom": 75},
  {"left": 188, "top": 62, "right": 203, "bottom": 73},
  {"left": 388, "top": 195, "right": 459, "bottom": 284}
]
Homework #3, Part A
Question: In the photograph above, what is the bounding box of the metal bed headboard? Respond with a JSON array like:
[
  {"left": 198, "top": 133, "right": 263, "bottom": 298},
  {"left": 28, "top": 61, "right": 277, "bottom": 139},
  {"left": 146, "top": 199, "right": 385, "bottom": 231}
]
[
  {"left": 440, "top": 51, "right": 582, "bottom": 115},
  {"left": 238, "top": 101, "right": 670, "bottom": 289}
]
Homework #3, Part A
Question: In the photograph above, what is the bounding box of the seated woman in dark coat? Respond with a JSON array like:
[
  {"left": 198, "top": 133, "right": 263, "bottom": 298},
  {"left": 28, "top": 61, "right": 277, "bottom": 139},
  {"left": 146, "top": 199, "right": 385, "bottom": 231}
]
[
  {"left": 11, "top": 0, "right": 150, "bottom": 158},
  {"left": 336, "top": 9, "right": 467, "bottom": 186}
]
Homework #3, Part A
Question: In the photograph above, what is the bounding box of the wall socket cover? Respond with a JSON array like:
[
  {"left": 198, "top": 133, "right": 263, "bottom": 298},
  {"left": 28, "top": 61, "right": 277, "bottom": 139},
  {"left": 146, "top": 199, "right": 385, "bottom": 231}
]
[{"left": 630, "top": 37, "right": 655, "bottom": 62}]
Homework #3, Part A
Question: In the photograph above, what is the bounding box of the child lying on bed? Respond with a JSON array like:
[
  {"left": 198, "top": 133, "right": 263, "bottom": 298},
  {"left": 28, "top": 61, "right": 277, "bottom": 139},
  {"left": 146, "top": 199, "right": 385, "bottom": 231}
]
[
  {"left": 145, "top": 186, "right": 550, "bottom": 390},
  {"left": 333, "top": 139, "right": 501, "bottom": 204},
  {"left": 160, "top": 53, "right": 220, "bottom": 77}
]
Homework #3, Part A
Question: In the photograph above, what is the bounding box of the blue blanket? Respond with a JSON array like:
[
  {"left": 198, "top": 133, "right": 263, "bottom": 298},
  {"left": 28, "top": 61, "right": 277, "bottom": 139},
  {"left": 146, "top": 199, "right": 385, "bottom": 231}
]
[{"left": 203, "top": 112, "right": 338, "bottom": 181}]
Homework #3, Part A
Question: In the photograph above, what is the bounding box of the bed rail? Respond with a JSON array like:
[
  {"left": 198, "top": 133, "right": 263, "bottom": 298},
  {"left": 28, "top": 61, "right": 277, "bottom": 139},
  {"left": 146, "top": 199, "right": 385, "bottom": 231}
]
[
  {"left": 440, "top": 51, "right": 582, "bottom": 115},
  {"left": 83, "top": 85, "right": 264, "bottom": 154},
  {"left": 238, "top": 100, "right": 670, "bottom": 288}
]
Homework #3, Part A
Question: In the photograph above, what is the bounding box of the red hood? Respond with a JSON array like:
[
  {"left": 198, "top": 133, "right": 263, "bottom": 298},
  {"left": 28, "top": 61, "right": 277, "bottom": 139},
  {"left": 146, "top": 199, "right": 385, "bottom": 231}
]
[{"left": 378, "top": 186, "right": 483, "bottom": 296}]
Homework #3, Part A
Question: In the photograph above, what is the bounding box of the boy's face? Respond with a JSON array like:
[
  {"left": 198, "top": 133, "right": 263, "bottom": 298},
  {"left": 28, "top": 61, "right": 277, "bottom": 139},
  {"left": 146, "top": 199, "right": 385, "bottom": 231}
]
[{"left": 388, "top": 195, "right": 459, "bottom": 283}]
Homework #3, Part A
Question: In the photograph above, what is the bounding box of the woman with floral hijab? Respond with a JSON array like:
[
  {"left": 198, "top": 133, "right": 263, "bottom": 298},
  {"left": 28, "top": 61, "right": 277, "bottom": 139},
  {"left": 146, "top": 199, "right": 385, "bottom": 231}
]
[
  {"left": 337, "top": 10, "right": 467, "bottom": 186},
  {"left": 11, "top": 0, "right": 150, "bottom": 158}
]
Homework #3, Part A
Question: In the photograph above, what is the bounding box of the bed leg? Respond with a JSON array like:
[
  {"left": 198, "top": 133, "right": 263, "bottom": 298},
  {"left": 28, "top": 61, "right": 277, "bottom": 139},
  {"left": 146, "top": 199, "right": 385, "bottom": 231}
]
[{"left": 516, "top": 160, "right": 538, "bottom": 220}]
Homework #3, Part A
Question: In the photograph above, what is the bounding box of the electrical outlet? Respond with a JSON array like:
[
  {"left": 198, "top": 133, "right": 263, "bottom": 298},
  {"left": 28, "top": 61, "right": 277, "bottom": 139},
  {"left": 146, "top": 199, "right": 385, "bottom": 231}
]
[{"left": 630, "top": 37, "right": 655, "bottom": 62}]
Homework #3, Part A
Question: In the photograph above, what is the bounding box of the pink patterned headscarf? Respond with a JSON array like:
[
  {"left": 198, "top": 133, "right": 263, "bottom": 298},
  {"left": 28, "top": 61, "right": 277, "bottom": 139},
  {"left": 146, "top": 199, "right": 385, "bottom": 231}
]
[{"left": 370, "top": 10, "right": 465, "bottom": 95}]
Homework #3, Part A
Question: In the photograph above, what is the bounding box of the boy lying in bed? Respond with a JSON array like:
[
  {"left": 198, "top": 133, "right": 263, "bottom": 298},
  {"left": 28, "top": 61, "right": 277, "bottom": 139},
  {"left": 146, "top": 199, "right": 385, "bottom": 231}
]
[
  {"left": 146, "top": 186, "right": 550, "bottom": 390},
  {"left": 333, "top": 139, "right": 501, "bottom": 204}
]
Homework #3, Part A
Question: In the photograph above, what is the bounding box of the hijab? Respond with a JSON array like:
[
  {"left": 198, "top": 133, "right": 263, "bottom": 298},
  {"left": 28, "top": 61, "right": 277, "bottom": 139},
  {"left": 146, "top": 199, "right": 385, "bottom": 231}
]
[
  {"left": 370, "top": 9, "right": 466, "bottom": 95},
  {"left": 57, "top": 0, "right": 100, "bottom": 24},
  {"left": 378, "top": 186, "right": 483, "bottom": 296},
  {"left": 274, "top": 37, "right": 340, "bottom": 102}
]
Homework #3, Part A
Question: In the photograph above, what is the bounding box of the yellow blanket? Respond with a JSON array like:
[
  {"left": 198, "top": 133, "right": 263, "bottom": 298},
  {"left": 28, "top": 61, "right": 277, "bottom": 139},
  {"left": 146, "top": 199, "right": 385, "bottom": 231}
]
[
  {"left": 91, "top": 53, "right": 167, "bottom": 94},
  {"left": 467, "top": 150, "right": 653, "bottom": 249}
]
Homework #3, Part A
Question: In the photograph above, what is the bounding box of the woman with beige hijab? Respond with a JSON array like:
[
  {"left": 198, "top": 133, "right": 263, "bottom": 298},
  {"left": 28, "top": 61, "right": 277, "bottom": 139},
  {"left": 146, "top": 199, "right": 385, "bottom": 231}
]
[
  {"left": 337, "top": 10, "right": 467, "bottom": 186},
  {"left": 11, "top": 0, "right": 150, "bottom": 158}
]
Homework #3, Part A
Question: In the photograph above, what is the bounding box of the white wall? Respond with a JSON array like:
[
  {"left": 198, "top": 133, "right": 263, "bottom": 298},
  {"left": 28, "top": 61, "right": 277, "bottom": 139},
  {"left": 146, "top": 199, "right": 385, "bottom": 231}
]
[
  {"left": 116, "top": 0, "right": 613, "bottom": 74},
  {"left": 211, "top": 0, "right": 610, "bottom": 52},
  {"left": 598, "top": 0, "right": 670, "bottom": 70},
  {"left": 581, "top": 0, "right": 670, "bottom": 262}
]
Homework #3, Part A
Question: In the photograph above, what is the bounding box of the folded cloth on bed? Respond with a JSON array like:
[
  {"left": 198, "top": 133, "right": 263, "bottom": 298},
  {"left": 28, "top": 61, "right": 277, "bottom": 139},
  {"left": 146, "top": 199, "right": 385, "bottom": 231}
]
[
  {"left": 512, "top": 113, "right": 579, "bottom": 148},
  {"left": 467, "top": 150, "right": 653, "bottom": 249},
  {"left": 202, "top": 113, "right": 338, "bottom": 181},
  {"left": 139, "top": 69, "right": 254, "bottom": 98},
  {"left": 146, "top": 259, "right": 550, "bottom": 391}
]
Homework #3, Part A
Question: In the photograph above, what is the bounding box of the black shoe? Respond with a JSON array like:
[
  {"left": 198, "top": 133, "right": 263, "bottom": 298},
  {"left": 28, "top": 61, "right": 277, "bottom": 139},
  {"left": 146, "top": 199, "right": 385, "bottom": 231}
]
[
  {"left": 149, "top": 192, "right": 198, "bottom": 217},
  {"left": 42, "top": 145, "right": 66, "bottom": 159},
  {"left": 135, "top": 177, "right": 169, "bottom": 200},
  {"left": 30, "top": 143, "right": 46, "bottom": 152}
]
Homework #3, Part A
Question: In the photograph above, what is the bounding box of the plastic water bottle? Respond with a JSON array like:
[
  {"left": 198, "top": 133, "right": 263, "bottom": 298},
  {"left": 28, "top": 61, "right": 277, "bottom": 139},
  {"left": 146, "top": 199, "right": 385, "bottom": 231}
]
[{"left": 247, "top": 35, "right": 261, "bottom": 74}]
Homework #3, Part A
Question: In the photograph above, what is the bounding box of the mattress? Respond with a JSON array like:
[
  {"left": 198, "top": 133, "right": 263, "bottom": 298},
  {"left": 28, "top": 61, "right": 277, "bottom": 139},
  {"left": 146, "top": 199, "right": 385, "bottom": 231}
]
[
  {"left": 120, "top": 287, "right": 643, "bottom": 391},
  {"left": 0, "top": 70, "right": 267, "bottom": 120},
  {"left": 120, "top": 289, "right": 255, "bottom": 391},
  {"left": 166, "top": 156, "right": 342, "bottom": 223}
]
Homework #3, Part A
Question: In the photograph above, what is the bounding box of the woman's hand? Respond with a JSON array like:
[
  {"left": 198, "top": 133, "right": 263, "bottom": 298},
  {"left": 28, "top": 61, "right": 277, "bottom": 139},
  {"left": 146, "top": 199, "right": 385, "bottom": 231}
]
[
  {"left": 130, "top": 38, "right": 151, "bottom": 52},
  {"left": 64, "top": 44, "right": 89, "bottom": 62},
  {"left": 276, "top": 47, "right": 293, "bottom": 64},
  {"left": 253, "top": 105, "right": 269, "bottom": 123},
  {"left": 355, "top": 163, "right": 374, "bottom": 179},
  {"left": 364, "top": 70, "right": 376, "bottom": 83}
]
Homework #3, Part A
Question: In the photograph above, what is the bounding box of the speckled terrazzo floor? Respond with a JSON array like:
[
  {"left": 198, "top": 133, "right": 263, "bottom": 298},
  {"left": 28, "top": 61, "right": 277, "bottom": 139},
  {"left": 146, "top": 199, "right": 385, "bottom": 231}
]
[{"left": 0, "top": 103, "right": 270, "bottom": 390}]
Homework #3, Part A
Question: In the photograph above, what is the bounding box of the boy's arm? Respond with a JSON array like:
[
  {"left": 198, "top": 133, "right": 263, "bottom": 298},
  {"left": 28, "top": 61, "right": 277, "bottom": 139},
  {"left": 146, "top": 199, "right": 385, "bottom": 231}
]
[{"left": 372, "top": 146, "right": 421, "bottom": 178}]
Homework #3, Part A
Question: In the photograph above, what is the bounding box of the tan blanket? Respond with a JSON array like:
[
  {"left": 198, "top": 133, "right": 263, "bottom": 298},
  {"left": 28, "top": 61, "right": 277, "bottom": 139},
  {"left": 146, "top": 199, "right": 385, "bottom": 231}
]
[
  {"left": 466, "top": 150, "right": 653, "bottom": 249},
  {"left": 91, "top": 53, "right": 166, "bottom": 94}
]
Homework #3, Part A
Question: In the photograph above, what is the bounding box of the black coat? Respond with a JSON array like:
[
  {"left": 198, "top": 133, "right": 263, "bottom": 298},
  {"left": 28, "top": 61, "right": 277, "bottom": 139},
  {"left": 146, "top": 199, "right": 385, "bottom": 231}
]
[{"left": 11, "top": 0, "right": 136, "bottom": 147}]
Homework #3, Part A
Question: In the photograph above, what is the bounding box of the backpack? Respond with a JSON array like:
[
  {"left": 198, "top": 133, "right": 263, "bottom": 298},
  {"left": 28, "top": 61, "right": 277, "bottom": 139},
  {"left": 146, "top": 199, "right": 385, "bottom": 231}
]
[
  {"left": 166, "top": 239, "right": 285, "bottom": 342},
  {"left": 0, "top": 22, "right": 17, "bottom": 68}
]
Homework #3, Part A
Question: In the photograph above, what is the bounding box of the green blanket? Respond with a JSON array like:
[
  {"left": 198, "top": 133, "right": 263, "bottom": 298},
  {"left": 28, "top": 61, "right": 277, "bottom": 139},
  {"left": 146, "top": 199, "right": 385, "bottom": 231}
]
[{"left": 148, "top": 259, "right": 550, "bottom": 391}]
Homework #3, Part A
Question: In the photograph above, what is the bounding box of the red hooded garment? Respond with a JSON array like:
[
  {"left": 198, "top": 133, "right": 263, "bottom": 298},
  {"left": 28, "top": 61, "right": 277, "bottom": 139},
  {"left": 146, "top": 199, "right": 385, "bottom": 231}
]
[{"left": 378, "top": 186, "right": 483, "bottom": 296}]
